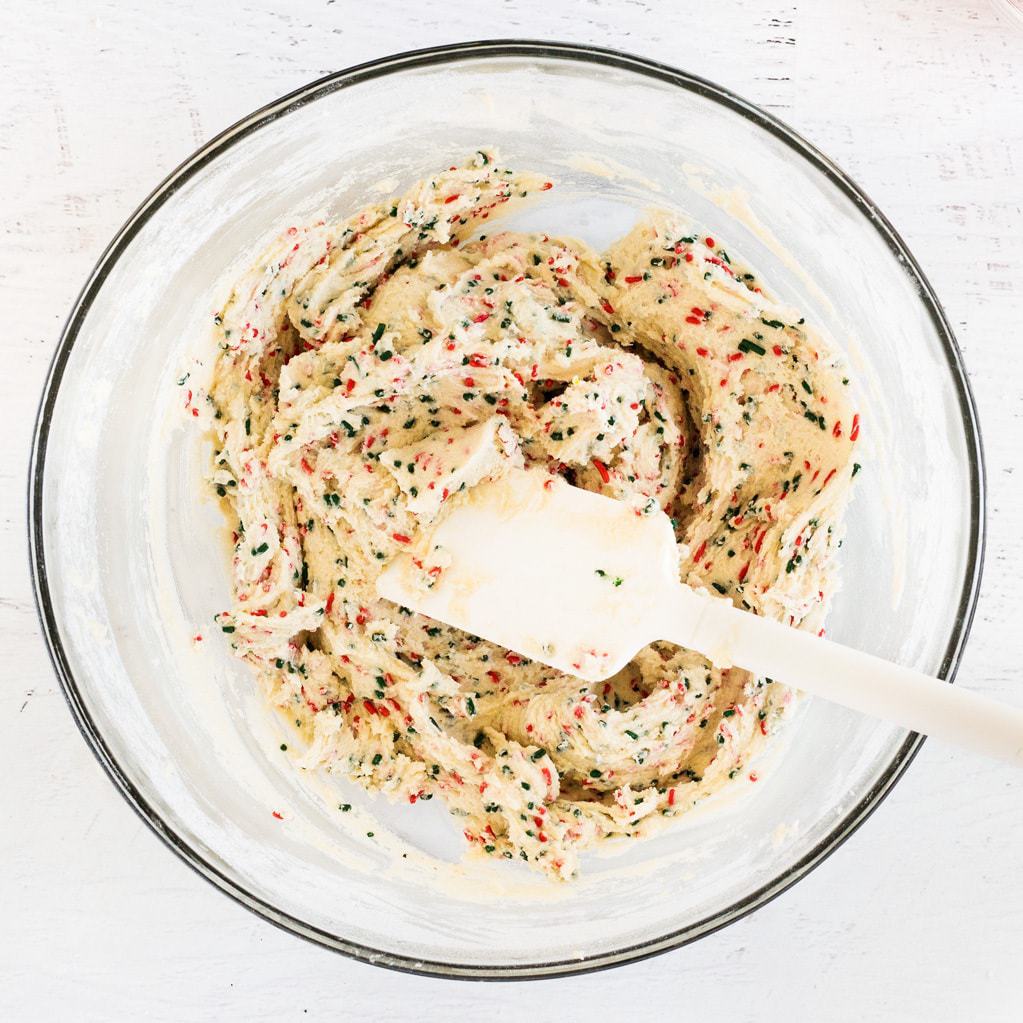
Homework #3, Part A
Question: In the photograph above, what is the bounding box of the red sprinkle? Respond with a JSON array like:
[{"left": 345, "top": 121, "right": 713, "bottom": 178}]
[
  {"left": 600, "top": 299, "right": 615, "bottom": 315},
  {"left": 444, "top": 194, "right": 460, "bottom": 204},
  {"left": 592, "top": 458, "right": 611, "bottom": 484},
  {"left": 624, "top": 275, "right": 644, "bottom": 284},
  {"left": 392, "top": 533, "right": 411, "bottom": 544},
  {"left": 271, "top": 811, "right": 283, "bottom": 820},
  {"left": 850, "top": 413, "right": 861, "bottom": 442},
  {"left": 705, "top": 236, "right": 715, "bottom": 247}
]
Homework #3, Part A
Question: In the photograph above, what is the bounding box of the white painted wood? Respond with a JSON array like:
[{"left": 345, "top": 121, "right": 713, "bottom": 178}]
[{"left": 2, "top": 1, "right": 1021, "bottom": 1019}]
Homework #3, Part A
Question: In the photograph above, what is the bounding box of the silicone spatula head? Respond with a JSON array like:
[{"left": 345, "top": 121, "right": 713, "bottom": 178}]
[{"left": 376, "top": 467, "right": 687, "bottom": 681}]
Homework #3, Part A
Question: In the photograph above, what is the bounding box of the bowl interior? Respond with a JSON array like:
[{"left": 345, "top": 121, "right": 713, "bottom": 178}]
[{"left": 34, "top": 45, "right": 980, "bottom": 977}]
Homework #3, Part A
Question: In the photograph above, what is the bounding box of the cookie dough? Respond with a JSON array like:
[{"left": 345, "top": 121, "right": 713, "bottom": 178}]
[{"left": 204, "top": 151, "right": 860, "bottom": 879}]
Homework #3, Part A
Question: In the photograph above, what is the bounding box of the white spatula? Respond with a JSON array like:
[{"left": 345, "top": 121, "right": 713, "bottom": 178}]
[{"left": 378, "top": 467, "right": 1023, "bottom": 766}]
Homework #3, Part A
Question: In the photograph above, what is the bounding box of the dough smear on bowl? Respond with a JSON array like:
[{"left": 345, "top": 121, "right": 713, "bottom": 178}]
[{"left": 203, "top": 151, "right": 860, "bottom": 879}]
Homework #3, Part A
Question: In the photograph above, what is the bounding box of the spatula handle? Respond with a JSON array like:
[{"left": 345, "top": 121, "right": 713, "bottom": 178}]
[{"left": 672, "top": 588, "right": 1023, "bottom": 767}]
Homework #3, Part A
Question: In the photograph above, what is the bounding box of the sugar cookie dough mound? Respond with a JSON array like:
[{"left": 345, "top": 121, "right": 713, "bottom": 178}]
[{"left": 203, "top": 151, "right": 860, "bottom": 879}]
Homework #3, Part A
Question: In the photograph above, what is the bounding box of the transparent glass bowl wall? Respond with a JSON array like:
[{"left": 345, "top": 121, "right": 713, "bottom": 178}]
[{"left": 31, "top": 43, "right": 983, "bottom": 978}]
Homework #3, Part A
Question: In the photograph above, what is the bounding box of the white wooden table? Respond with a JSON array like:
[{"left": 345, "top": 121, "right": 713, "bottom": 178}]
[{"left": 3, "top": 2, "right": 1022, "bottom": 1019}]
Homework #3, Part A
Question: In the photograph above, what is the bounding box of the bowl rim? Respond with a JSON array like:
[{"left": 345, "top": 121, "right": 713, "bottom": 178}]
[{"left": 27, "top": 38, "right": 987, "bottom": 981}]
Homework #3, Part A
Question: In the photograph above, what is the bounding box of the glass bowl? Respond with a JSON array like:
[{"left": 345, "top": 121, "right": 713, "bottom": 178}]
[{"left": 29, "top": 41, "right": 984, "bottom": 979}]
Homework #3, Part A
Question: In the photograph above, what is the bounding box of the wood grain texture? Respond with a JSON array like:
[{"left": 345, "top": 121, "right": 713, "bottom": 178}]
[{"left": 2, "top": 1, "right": 1021, "bottom": 1020}]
